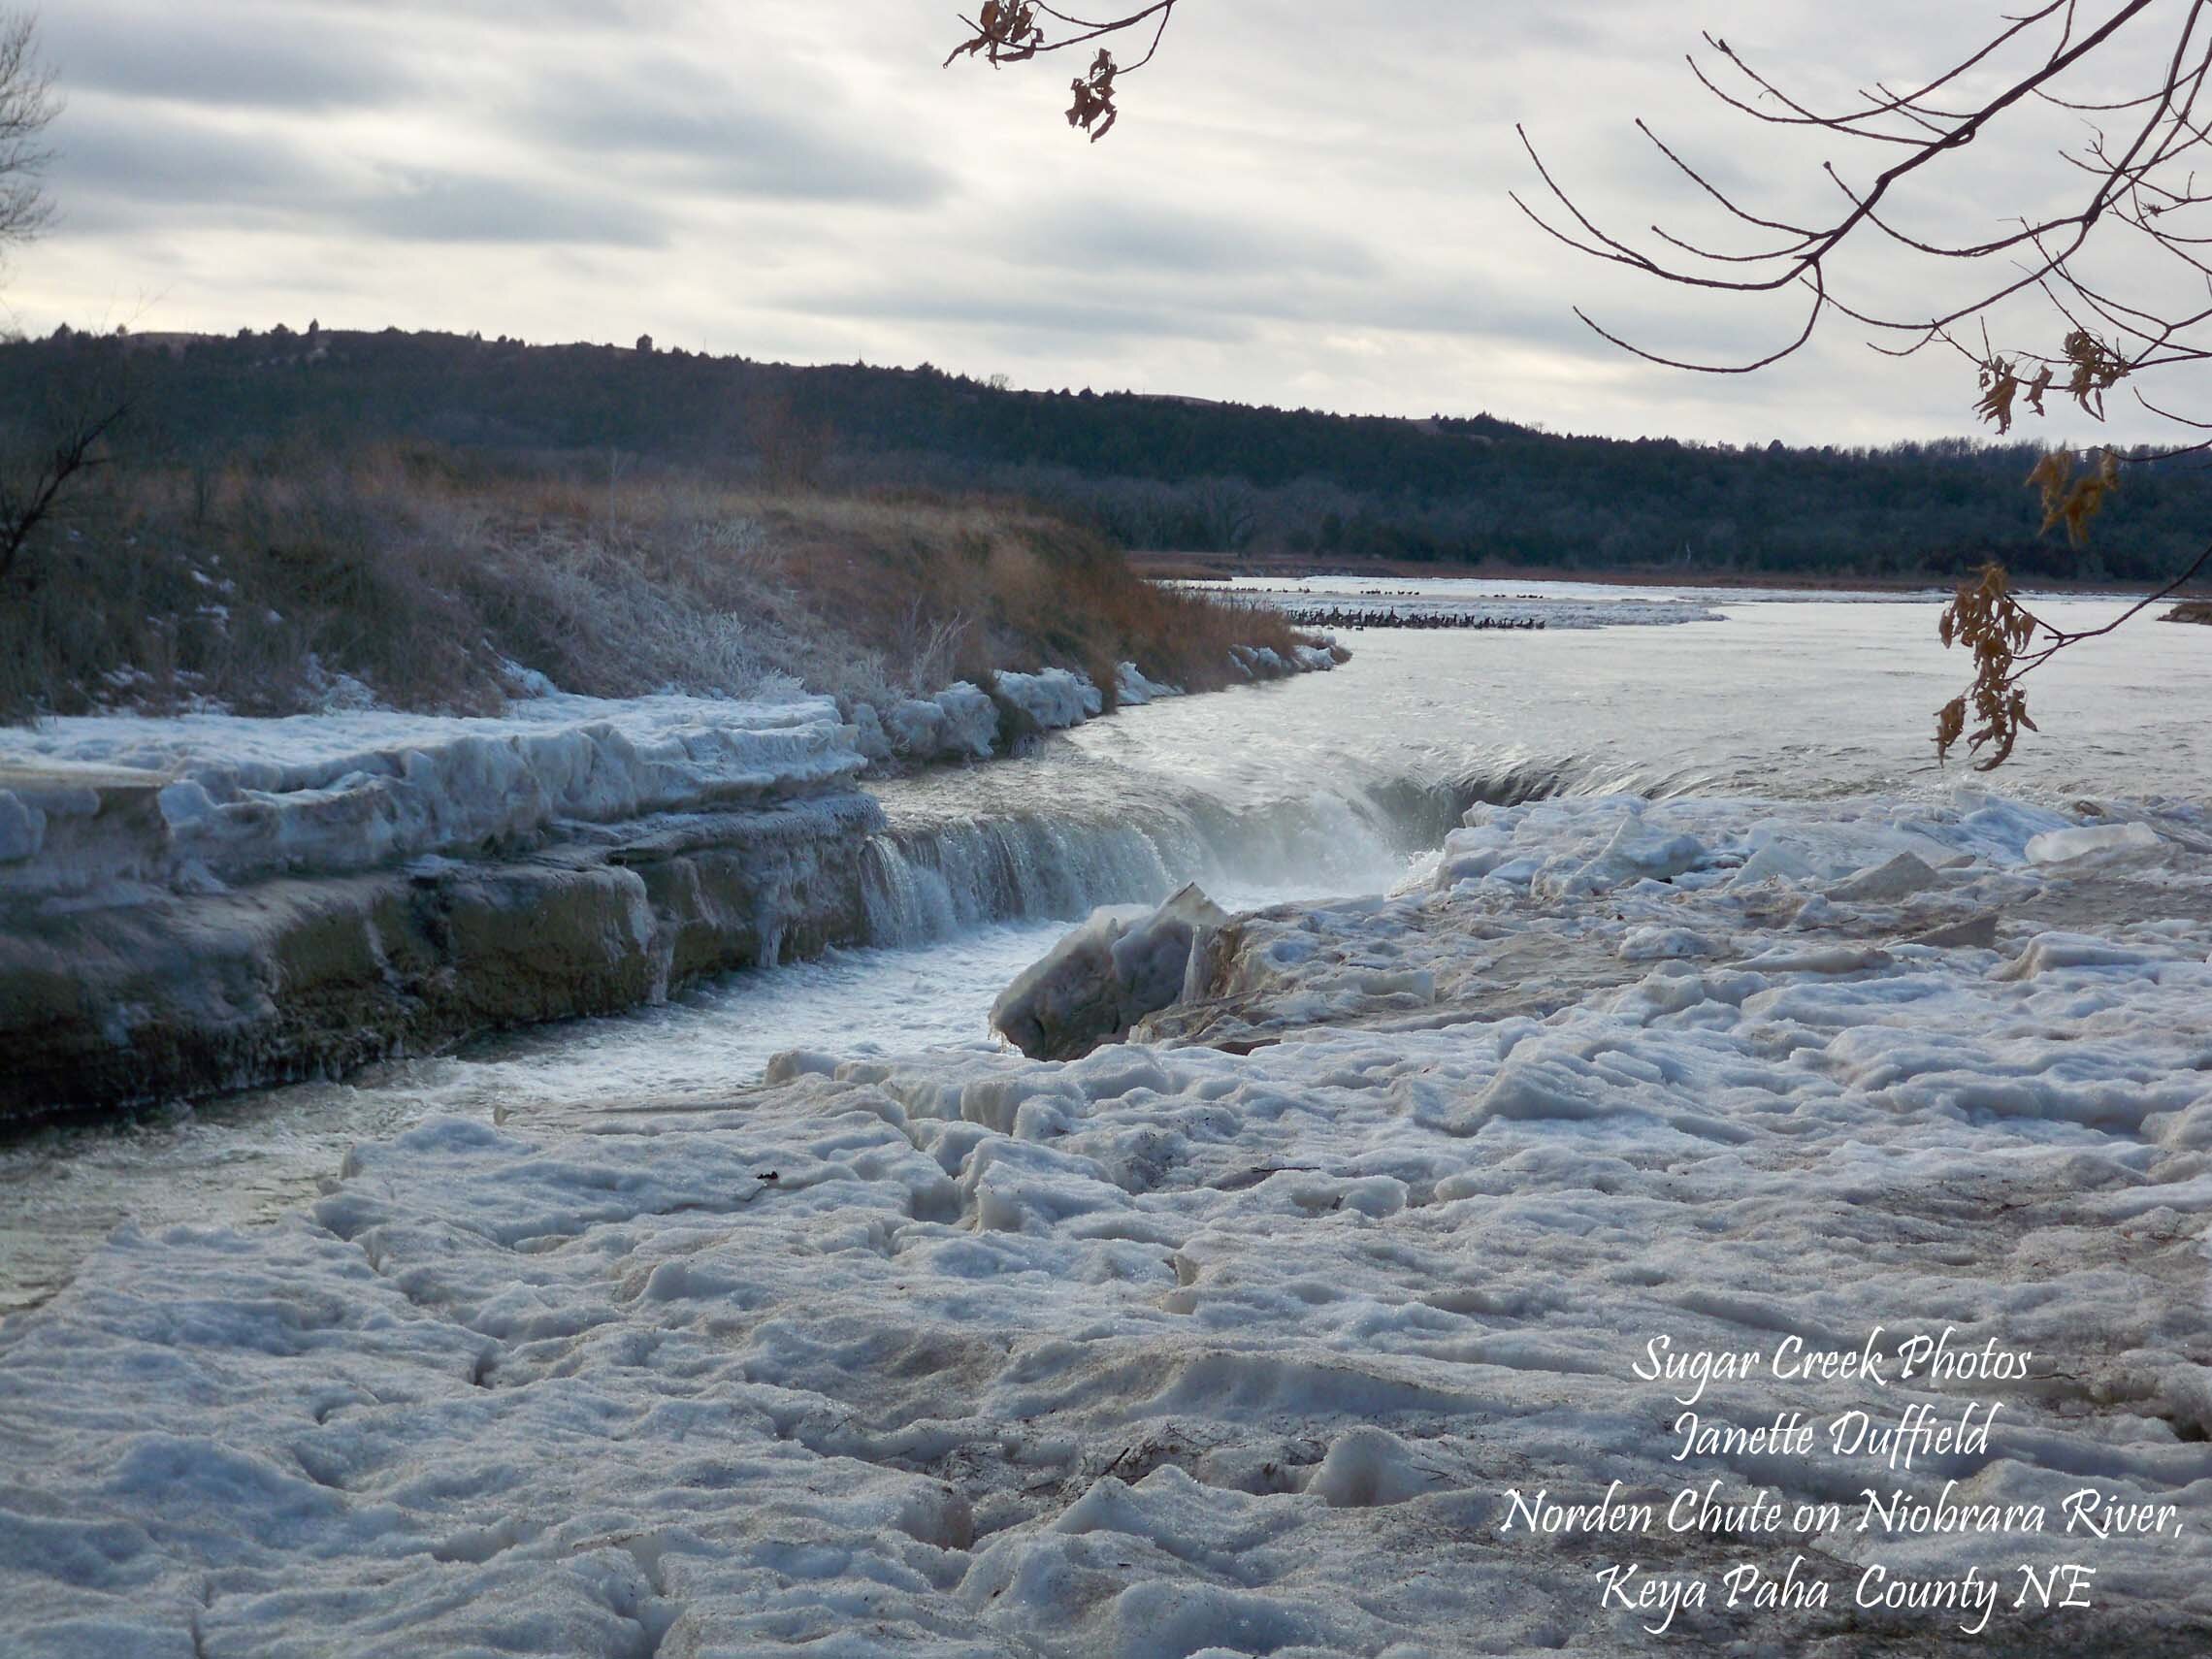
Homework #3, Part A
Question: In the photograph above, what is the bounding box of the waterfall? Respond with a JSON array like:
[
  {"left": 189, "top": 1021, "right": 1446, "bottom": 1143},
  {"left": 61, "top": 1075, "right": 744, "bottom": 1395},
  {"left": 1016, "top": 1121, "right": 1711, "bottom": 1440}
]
[{"left": 859, "top": 773, "right": 1477, "bottom": 947}]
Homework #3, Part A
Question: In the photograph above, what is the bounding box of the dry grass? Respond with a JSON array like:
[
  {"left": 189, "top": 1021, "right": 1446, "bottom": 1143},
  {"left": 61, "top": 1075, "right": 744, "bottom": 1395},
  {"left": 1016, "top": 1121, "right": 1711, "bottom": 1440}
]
[{"left": 0, "top": 446, "right": 1307, "bottom": 722}]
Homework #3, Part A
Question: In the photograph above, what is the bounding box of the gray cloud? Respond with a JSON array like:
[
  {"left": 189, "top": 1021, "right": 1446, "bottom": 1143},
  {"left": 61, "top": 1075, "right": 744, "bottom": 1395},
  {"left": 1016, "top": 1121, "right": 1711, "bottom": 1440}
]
[
  {"left": 51, "top": 106, "right": 333, "bottom": 206},
  {"left": 43, "top": 4, "right": 407, "bottom": 111},
  {"left": 347, "top": 170, "right": 668, "bottom": 247},
  {"left": 1005, "top": 198, "right": 1379, "bottom": 280},
  {"left": 49, "top": 100, "right": 667, "bottom": 248},
  {"left": 514, "top": 58, "right": 953, "bottom": 209},
  {"left": 16, "top": 0, "right": 2181, "bottom": 447}
]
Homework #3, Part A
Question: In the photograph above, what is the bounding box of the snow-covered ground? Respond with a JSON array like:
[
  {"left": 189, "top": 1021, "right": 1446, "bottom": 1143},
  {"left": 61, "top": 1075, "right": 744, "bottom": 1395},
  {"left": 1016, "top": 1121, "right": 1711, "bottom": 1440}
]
[{"left": 6, "top": 789, "right": 2211, "bottom": 1654}]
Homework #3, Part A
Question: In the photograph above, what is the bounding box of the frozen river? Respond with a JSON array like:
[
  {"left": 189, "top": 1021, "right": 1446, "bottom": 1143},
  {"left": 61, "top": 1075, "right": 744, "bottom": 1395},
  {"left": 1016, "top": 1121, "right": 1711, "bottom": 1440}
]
[{"left": 4, "top": 582, "right": 2208, "bottom": 1312}]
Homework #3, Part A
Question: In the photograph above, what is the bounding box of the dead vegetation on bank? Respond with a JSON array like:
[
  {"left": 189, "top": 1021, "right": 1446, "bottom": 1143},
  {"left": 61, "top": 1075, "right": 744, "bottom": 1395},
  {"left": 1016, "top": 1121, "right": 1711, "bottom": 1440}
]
[{"left": 0, "top": 446, "right": 1307, "bottom": 721}]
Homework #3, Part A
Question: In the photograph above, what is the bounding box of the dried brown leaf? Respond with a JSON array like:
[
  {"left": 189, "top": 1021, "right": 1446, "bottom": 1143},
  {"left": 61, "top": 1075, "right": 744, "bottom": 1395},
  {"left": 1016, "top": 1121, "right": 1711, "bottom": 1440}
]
[{"left": 1933, "top": 561, "right": 2050, "bottom": 770}]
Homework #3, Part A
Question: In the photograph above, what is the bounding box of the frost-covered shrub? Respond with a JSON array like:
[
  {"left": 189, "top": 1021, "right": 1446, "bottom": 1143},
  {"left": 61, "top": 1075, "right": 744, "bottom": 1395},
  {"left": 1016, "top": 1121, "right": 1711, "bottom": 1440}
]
[{"left": 0, "top": 450, "right": 1311, "bottom": 722}]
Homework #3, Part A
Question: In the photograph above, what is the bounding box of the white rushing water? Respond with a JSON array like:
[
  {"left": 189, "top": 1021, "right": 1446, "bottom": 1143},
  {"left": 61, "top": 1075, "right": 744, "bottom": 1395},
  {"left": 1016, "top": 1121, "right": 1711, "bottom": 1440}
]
[{"left": 2, "top": 586, "right": 2207, "bottom": 1314}]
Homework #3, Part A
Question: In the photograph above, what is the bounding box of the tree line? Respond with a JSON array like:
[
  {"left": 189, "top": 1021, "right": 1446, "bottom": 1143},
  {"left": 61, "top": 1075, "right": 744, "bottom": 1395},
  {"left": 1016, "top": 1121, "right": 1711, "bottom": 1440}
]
[{"left": 13, "top": 325, "right": 2208, "bottom": 581}]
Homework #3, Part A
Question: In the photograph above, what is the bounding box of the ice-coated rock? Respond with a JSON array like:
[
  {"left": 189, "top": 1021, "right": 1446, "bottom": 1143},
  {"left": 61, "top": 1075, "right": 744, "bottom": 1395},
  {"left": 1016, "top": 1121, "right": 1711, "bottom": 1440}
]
[
  {"left": 991, "top": 667, "right": 1102, "bottom": 732},
  {"left": 844, "top": 699, "right": 893, "bottom": 764},
  {"left": 1114, "top": 663, "right": 1180, "bottom": 705},
  {"left": 883, "top": 697, "right": 948, "bottom": 759},
  {"left": 0, "top": 792, "right": 889, "bottom": 1119},
  {"left": 1229, "top": 644, "right": 1291, "bottom": 678},
  {"left": 933, "top": 682, "right": 999, "bottom": 760},
  {"left": 992, "top": 882, "right": 1229, "bottom": 1060}
]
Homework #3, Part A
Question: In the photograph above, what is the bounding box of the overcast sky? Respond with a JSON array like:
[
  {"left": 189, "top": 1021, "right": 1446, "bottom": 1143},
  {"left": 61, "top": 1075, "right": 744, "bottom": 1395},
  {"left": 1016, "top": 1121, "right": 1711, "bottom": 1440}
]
[{"left": 10, "top": 0, "right": 2186, "bottom": 446}]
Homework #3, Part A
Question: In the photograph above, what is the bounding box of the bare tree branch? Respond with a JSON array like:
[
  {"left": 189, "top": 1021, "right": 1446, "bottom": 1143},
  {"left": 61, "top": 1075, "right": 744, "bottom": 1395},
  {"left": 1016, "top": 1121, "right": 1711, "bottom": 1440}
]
[
  {"left": 1511, "top": 1, "right": 2212, "bottom": 766},
  {"left": 946, "top": 1, "right": 1176, "bottom": 134},
  {"left": 0, "top": 403, "right": 125, "bottom": 588}
]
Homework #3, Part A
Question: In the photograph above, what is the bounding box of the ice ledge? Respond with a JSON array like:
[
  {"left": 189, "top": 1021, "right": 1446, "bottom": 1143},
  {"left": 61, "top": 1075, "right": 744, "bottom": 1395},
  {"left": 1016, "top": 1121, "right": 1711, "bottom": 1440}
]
[{"left": 0, "top": 693, "right": 867, "bottom": 898}]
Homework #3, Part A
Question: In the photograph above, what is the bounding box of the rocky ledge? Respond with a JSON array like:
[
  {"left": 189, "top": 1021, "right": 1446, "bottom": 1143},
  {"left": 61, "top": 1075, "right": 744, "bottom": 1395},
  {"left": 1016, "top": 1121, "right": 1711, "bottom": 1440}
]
[
  {"left": 0, "top": 789, "right": 885, "bottom": 1120},
  {"left": 0, "top": 648, "right": 1346, "bottom": 1122}
]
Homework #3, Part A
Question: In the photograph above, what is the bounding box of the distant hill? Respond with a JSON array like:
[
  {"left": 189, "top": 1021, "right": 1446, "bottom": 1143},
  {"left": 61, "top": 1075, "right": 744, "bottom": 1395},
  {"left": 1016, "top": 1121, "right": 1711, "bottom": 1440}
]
[{"left": 12, "top": 325, "right": 2207, "bottom": 582}]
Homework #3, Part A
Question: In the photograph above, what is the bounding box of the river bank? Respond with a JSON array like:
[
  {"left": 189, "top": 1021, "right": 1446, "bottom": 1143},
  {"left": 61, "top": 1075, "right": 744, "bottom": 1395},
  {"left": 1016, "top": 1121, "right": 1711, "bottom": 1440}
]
[
  {"left": 0, "top": 458, "right": 1361, "bottom": 1121},
  {"left": 5, "top": 784, "right": 2210, "bottom": 1655},
  {"left": 0, "top": 640, "right": 1342, "bottom": 1122}
]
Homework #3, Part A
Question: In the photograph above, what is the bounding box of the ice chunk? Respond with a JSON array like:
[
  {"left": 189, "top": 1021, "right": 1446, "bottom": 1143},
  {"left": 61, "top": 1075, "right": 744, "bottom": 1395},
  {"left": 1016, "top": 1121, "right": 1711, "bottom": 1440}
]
[
  {"left": 1730, "top": 840, "right": 1813, "bottom": 886},
  {"left": 1826, "top": 851, "right": 1941, "bottom": 902},
  {"left": 763, "top": 1050, "right": 840, "bottom": 1084},
  {"left": 1992, "top": 930, "right": 2159, "bottom": 981},
  {"left": 2026, "top": 821, "right": 2162, "bottom": 864},
  {"left": 1903, "top": 913, "right": 2001, "bottom": 950},
  {"left": 155, "top": 778, "right": 218, "bottom": 830}
]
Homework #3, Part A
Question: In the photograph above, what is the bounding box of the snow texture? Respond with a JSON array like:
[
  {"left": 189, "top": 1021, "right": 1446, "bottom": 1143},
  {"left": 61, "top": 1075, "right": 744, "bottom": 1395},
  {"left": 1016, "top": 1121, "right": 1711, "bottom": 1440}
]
[{"left": 6, "top": 791, "right": 2212, "bottom": 1654}]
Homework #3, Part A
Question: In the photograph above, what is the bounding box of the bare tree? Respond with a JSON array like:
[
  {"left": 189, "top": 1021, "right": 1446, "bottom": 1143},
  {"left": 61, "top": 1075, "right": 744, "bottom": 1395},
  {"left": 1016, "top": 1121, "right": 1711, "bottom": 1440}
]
[
  {"left": 951, "top": 2, "right": 2212, "bottom": 768},
  {"left": 0, "top": 16, "right": 124, "bottom": 603},
  {"left": 0, "top": 403, "right": 123, "bottom": 586},
  {"left": 0, "top": 13, "right": 56, "bottom": 253}
]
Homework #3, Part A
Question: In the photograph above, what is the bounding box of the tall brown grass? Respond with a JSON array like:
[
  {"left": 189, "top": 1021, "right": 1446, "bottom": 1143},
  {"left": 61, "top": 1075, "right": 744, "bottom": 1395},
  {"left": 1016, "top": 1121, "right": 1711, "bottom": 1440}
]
[{"left": 0, "top": 446, "right": 1307, "bottom": 722}]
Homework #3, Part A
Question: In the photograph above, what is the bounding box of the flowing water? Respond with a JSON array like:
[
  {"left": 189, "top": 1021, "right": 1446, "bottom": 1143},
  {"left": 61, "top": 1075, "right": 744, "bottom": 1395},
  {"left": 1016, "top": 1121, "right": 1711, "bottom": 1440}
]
[{"left": 4, "top": 583, "right": 2208, "bottom": 1310}]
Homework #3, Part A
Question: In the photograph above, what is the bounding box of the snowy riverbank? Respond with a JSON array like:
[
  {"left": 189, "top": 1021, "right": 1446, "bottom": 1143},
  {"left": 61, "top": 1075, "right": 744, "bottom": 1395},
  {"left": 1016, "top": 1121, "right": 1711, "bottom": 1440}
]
[
  {"left": 5, "top": 788, "right": 2210, "bottom": 1654},
  {"left": 0, "top": 653, "right": 1337, "bottom": 1118}
]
